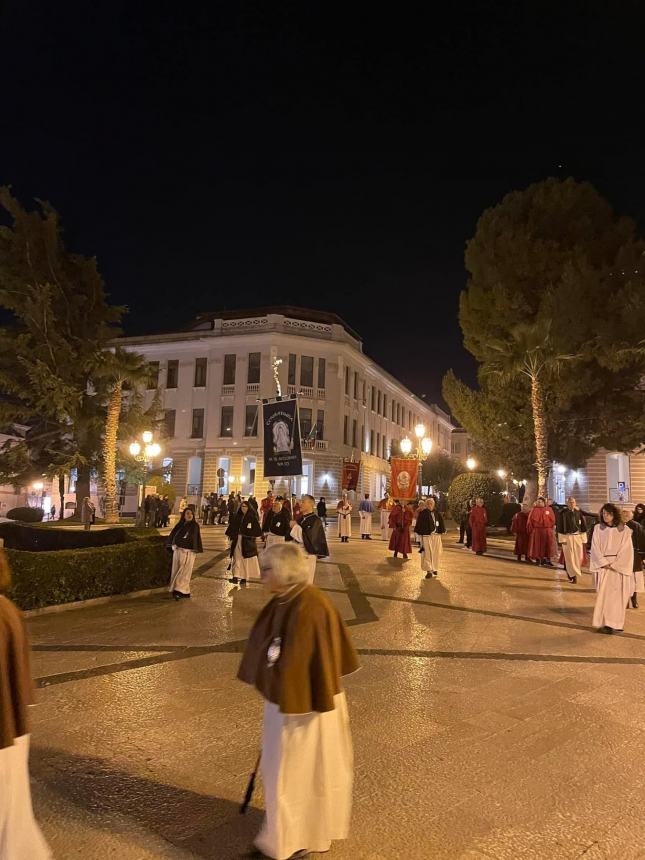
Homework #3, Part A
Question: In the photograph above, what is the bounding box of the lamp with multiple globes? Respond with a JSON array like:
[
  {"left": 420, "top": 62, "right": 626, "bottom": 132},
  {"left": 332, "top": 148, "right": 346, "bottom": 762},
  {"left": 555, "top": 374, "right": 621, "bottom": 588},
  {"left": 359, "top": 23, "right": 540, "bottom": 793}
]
[
  {"left": 129, "top": 431, "right": 162, "bottom": 526},
  {"left": 400, "top": 424, "right": 433, "bottom": 498}
]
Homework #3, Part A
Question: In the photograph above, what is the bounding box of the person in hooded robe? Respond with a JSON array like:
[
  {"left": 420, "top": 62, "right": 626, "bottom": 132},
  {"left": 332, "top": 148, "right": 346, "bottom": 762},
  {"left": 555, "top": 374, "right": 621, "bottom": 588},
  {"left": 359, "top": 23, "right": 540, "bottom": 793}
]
[
  {"left": 388, "top": 501, "right": 412, "bottom": 560},
  {"left": 378, "top": 493, "right": 392, "bottom": 541},
  {"left": 226, "top": 500, "right": 262, "bottom": 585},
  {"left": 468, "top": 498, "right": 488, "bottom": 555},
  {"left": 415, "top": 497, "right": 445, "bottom": 579},
  {"left": 264, "top": 500, "right": 291, "bottom": 548},
  {"left": 511, "top": 503, "right": 531, "bottom": 562},
  {"left": 0, "top": 550, "right": 51, "bottom": 859},
  {"left": 337, "top": 494, "right": 352, "bottom": 542},
  {"left": 358, "top": 493, "right": 374, "bottom": 539},
  {"left": 167, "top": 508, "right": 203, "bottom": 599},
  {"left": 238, "top": 542, "right": 359, "bottom": 860},
  {"left": 591, "top": 503, "right": 634, "bottom": 634}
]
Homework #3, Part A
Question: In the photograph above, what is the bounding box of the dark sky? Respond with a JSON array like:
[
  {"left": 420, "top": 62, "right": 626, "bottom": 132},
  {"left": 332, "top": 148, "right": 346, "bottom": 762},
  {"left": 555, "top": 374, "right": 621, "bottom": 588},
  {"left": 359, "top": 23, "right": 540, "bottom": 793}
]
[{"left": 2, "top": 2, "right": 645, "bottom": 407}]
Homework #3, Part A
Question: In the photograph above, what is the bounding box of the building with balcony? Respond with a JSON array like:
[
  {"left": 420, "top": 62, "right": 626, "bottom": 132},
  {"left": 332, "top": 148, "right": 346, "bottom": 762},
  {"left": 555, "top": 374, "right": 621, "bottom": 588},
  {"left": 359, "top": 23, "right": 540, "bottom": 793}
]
[{"left": 114, "top": 307, "right": 455, "bottom": 508}]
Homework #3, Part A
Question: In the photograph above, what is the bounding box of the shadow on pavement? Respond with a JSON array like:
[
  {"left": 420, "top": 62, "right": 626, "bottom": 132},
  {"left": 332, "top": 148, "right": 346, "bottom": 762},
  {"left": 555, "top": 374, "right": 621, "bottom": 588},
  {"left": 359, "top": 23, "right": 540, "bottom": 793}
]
[{"left": 32, "top": 746, "right": 261, "bottom": 858}]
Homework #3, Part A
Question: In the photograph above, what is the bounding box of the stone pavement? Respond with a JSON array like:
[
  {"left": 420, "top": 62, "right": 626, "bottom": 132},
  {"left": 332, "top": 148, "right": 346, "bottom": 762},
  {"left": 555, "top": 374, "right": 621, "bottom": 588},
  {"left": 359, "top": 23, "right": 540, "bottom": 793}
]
[{"left": 24, "top": 526, "right": 645, "bottom": 859}]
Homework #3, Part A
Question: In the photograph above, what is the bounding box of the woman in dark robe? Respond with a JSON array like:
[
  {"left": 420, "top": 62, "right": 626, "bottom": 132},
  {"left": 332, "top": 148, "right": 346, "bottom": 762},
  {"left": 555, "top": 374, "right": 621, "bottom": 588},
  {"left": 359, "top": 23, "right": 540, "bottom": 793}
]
[
  {"left": 167, "top": 508, "right": 204, "bottom": 599},
  {"left": 226, "top": 500, "right": 263, "bottom": 585}
]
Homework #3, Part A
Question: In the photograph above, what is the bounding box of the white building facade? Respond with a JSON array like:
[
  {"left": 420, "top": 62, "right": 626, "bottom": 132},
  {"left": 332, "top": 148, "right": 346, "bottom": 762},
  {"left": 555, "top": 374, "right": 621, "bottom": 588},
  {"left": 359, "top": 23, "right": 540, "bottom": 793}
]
[{"left": 114, "top": 308, "right": 454, "bottom": 508}]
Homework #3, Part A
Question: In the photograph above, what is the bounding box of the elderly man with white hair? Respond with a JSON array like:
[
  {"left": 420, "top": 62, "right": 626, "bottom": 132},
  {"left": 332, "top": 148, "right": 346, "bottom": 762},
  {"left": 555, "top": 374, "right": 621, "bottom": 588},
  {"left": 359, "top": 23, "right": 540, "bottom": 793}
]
[
  {"left": 288, "top": 494, "right": 329, "bottom": 584},
  {"left": 238, "top": 541, "right": 359, "bottom": 860}
]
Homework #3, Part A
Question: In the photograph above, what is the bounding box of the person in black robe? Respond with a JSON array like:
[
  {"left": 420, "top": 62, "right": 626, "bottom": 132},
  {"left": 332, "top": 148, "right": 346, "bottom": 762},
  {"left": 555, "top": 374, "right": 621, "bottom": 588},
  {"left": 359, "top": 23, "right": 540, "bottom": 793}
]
[
  {"left": 290, "top": 495, "right": 329, "bottom": 583},
  {"left": 226, "top": 501, "right": 263, "bottom": 584}
]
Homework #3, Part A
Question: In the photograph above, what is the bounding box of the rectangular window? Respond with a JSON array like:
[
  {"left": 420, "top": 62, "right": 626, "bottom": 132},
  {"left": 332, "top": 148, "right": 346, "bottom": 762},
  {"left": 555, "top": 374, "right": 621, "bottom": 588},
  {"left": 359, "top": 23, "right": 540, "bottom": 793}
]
[
  {"left": 371, "top": 387, "right": 376, "bottom": 411},
  {"left": 316, "top": 409, "right": 325, "bottom": 439},
  {"left": 147, "top": 361, "right": 159, "bottom": 389},
  {"left": 345, "top": 366, "right": 350, "bottom": 395},
  {"left": 391, "top": 400, "right": 396, "bottom": 422},
  {"left": 383, "top": 436, "right": 387, "bottom": 459},
  {"left": 163, "top": 409, "right": 176, "bottom": 438},
  {"left": 352, "top": 419, "right": 357, "bottom": 447},
  {"left": 244, "top": 405, "right": 258, "bottom": 436},
  {"left": 362, "top": 380, "right": 366, "bottom": 403},
  {"left": 220, "top": 406, "right": 233, "bottom": 437},
  {"left": 166, "top": 360, "right": 179, "bottom": 389},
  {"left": 194, "top": 357, "right": 207, "bottom": 387},
  {"left": 382, "top": 394, "right": 386, "bottom": 417},
  {"left": 353, "top": 373, "right": 358, "bottom": 399},
  {"left": 191, "top": 408, "right": 204, "bottom": 438},
  {"left": 300, "top": 355, "right": 314, "bottom": 388},
  {"left": 288, "top": 354, "right": 296, "bottom": 385},
  {"left": 396, "top": 403, "right": 401, "bottom": 425},
  {"left": 370, "top": 429, "right": 375, "bottom": 454},
  {"left": 300, "top": 407, "right": 313, "bottom": 438},
  {"left": 376, "top": 432, "right": 381, "bottom": 458},
  {"left": 408, "top": 410, "right": 412, "bottom": 430},
  {"left": 317, "top": 358, "right": 326, "bottom": 389},
  {"left": 361, "top": 425, "right": 365, "bottom": 452},
  {"left": 223, "top": 354, "right": 236, "bottom": 385},
  {"left": 343, "top": 415, "right": 349, "bottom": 445},
  {"left": 377, "top": 391, "right": 382, "bottom": 414},
  {"left": 247, "top": 352, "right": 261, "bottom": 384}
]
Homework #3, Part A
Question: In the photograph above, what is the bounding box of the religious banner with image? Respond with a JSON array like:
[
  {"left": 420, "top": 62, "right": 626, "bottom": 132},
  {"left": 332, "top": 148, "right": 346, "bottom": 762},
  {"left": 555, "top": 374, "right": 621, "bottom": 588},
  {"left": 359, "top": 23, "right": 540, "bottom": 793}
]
[
  {"left": 390, "top": 457, "right": 418, "bottom": 501},
  {"left": 262, "top": 398, "right": 303, "bottom": 478},
  {"left": 342, "top": 458, "right": 361, "bottom": 491}
]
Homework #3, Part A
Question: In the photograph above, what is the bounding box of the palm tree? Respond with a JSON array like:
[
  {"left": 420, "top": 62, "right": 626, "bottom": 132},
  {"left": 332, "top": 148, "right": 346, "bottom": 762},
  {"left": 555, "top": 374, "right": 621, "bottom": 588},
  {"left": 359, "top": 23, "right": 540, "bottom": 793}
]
[
  {"left": 97, "top": 348, "right": 152, "bottom": 523},
  {"left": 484, "top": 322, "right": 576, "bottom": 498}
]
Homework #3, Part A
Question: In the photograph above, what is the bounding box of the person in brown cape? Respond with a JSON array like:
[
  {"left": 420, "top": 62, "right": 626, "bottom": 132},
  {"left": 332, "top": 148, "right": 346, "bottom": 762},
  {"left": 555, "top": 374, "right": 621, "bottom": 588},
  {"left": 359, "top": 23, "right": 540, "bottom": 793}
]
[
  {"left": 238, "top": 541, "right": 359, "bottom": 860},
  {"left": 0, "top": 548, "right": 51, "bottom": 858}
]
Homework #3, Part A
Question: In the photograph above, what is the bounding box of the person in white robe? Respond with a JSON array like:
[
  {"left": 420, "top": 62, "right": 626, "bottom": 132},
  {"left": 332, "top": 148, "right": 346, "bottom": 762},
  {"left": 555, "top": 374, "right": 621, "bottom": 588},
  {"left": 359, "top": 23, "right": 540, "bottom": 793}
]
[
  {"left": 591, "top": 503, "right": 634, "bottom": 633},
  {"left": 358, "top": 494, "right": 374, "bottom": 539},
  {"left": 0, "top": 550, "right": 51, "bottom": 860},
  {"left": 378, "top": 494, "right": 392, "bottom": 541},
  {"left": 556, "top": 497, "right": 588, "bottom": 584},
  {"left": 414, "top": 498, "right": 446, "bottom": 579},
  {"left": 337, "top": 494, "right": 352, "bottom": 542},
  {"left": 167, "top": 508, "right": 203, "bottom": 599},
  {"left": 237, "top": 542, "right": 359, "bottom": 860}
]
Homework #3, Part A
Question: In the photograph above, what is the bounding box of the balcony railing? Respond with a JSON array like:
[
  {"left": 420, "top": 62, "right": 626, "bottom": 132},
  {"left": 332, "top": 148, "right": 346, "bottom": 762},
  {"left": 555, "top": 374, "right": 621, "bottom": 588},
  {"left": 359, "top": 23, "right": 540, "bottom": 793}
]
[
  {"left": 300, "top": 386, "right": 314, "bottom": 398},
  {"left": 302, "top": 438, "right": 328, "bottom": 451},
  {"left": 222, "top": 384, "right": 235, "bottom": 396},
  {"left": 246, "top": 383, "right": 260, "bottom": 394},
  {"left": 317, "top": 388, "right": 326, "bottom": 399},
  {"left": 187, "top": 484, "right": 201, "bottom": 496}
]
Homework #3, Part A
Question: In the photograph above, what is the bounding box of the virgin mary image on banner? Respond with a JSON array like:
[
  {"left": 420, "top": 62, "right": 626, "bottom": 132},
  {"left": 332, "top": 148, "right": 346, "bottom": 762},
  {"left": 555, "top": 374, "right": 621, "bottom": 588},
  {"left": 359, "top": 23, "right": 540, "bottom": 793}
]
[
  {"left": 263, "top": 398, "right": 303, "bottom": 478},
  {"left": 272, "top": 419, "right": 292, "bottom": 454}
]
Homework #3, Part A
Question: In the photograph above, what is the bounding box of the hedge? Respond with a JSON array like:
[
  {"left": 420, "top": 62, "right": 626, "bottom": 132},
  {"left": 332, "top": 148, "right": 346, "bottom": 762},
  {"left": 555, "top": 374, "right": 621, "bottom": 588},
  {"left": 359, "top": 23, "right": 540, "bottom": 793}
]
[
  {"left": 7, "top": 537, "right": 171, "bottom": 611},
  {"left": 448, "top": 473, "right": 504, "bottom": 525},
  {"left": 0, "top": 523, "right": 159, "bottom": 552},
  {"left": 7, "top": 507, "right": 44, "bottom": 523}
]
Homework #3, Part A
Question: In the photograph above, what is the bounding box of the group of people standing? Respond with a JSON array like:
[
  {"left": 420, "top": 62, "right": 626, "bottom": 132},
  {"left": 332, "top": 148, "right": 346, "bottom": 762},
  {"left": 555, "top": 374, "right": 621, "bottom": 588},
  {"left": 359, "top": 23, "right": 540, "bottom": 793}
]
[{"left": 143, "top": 493, "right": 171, "bottom": 528}]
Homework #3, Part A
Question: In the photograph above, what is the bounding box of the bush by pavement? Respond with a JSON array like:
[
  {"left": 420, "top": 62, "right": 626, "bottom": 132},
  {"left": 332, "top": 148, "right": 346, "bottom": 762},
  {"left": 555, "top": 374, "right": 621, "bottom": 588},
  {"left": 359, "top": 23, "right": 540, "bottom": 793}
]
[
  {"left": 7, "top": 536, "right": 171, "bottom": 611},
  {"left": 0, "top": 523, "right": 159, "bottom": 551},
  {"left": 6, "top": 506, "right": 44, "bottom": 523},
  {"left": 448, "top": 473, "right": 504, "bottom": 525}
]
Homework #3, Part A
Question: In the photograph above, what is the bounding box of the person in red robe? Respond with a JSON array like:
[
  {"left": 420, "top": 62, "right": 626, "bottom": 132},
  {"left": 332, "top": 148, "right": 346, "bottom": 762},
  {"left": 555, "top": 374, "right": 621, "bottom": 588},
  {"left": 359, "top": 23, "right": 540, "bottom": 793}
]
[
  {"left": 527, "top": 498, "right": 556, "bottom": 566},
  {"left": 468, "top": 498, "right": 488, "bottom": 555},
  {"left": 511, "top": 504, "right": 530, "bottom": 562},
  {"left": 388, "top": 502, "right": 412, "bottom": 560}
]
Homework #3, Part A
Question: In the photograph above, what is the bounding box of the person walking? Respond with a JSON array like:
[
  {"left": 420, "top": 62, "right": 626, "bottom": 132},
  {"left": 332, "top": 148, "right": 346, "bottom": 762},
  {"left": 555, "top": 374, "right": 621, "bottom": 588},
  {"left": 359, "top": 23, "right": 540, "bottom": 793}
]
[
  {"left": 378, "top": 493, "right": 392, "bottom": 541},
  {"left": 415, "top": 497, "right": 445, "bottom": 579},
  {"left": 290, "top": 494, "right": 329, "bottom": 584},
  {"left": 260, "top": 490, "right": 274, "bottom": 519},
  {"left": 457, "top": 500, "right": 471, "bottom": 544},
  {"left": 633, "top": 503, "right": 645, "bottom": 525},
  {"left": 167, "top": 508, "right": 203, "bottom": 600},
  {"left": 0, "top": 550, "right": 51, "bottom": 859},
  {"left": 337, "top": 493, "right": 352, "bottom": 543},
  {"left": 160, "top": 496, "right": 170, "bottom": 528},
  {"left": 591, "top": 503, "right": 634, "bottom": 634},
  {"left": 50, "top": 504, "right": 56, "bottom": 522},
  {"left": 623, "top": 508, "right": 645, "bottom": 609},
  {"left": 527, "top": 498, "right": 556, "bottom": 566},
  {"left": 388, "top": 501, "right": 412, "bottom": 560},
  {"left": 468, "top": 498, "right": 488, "bottom": 555},
  {"left": 556, "top": 496, "right": 587, "bottom": 584},
  {"left": 316, "top": 497, "right": 327, "bottom": 526},
  {"left": 226, "top": 501, "right": 262, "bottom": 585},
  {"left": 511, "top": 503, "right": 531, "bottom": 562},
  {"left": 358, "top": 493, "right": 374, "bottom": 540},
  {"left": 238, "top": 541, "right": 359, "bottom": 860},
  {"left": 81, "top": 496, "right": 95, "bottom": 531},
  {"left": 264, "top": 500, "right": 291, "bottom": 548}
]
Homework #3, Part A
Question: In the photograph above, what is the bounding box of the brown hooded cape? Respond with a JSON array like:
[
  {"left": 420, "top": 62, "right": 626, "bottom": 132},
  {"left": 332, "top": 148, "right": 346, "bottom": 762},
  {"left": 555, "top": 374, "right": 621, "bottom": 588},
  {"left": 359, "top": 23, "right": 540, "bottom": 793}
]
[
  {"left": 237, "top": 584, "right": 359, "bottom": 714},
  {"left": 0, "top": 595, "right": 33, "bottom": 750}
]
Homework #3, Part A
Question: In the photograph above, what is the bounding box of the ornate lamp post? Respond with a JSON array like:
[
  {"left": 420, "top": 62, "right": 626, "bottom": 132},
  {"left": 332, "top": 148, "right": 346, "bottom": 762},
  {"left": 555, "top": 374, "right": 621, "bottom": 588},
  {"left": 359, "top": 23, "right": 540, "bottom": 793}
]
[
  {"left": 400, "top": 424, "right": 433, "bottom": 499},
  {"left": 129, "top": 431, "right": 161, "bottom": 526}
]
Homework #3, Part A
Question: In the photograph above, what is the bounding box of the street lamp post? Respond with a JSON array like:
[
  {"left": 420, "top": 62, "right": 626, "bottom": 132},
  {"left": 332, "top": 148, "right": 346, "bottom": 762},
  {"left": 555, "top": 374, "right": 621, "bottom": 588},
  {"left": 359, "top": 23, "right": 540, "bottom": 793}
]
[
  {"left": 400, "top": 424, "right": 433, "bottom": 499},
  {"left": 129, "top": 431, "right": 161, "bottom": 526}
]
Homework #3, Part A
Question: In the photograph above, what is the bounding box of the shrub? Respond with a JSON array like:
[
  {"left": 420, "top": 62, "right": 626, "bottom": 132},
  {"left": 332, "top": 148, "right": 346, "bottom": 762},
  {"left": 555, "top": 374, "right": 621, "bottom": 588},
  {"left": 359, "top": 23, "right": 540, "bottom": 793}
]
[
  {"left": 448, "top": 473, "right": 504, "bottom": 525},
  {"left": 0, "top": 523, "right": 131, "bottom": 551},
  {"left": 7, "top": 537, "right": 171, "bottom": 611},
  {"left": 6, "top": 507, "right": 44, "bottom": 523}
]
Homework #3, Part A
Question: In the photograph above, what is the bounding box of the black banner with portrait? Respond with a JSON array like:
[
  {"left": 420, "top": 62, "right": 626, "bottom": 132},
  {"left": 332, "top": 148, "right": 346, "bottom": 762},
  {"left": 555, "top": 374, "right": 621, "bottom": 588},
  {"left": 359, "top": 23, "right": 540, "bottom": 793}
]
[{"left": 262, "top": 398, "right": 303, "bottom": 478}]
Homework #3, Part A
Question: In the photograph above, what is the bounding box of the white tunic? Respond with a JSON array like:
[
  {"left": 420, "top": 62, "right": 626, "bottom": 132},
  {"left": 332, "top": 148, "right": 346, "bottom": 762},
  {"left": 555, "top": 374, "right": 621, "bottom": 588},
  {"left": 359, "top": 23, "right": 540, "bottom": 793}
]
[
  {"left": 420, "top": 533, "right": 442, "bottom": 573},
  {"left": 255, "top": 692, "right": 353, "bottom": 860},
  {"left": 379, "top": 508, "right": 390, "bottom": 540},
  {"left": 232, "top": 541, "right": 261, "bottom": 581},
  {"left": 265, "top": 533, "right": 286, "bottom": 549},
  {"left": 288, "top": 524, "right": 317, "bottom": 584},
  {"left": 337, "top": 505, "right": 352, "bottom": 538},
  {"left": 591, "top": 525, "right": 634, "bottom": 630},
  {"left": 0, "top": 735, "right": 51, "bottom": 859},
  {"left": 168, "top": 547, "right": 197, "bottom": 595},
  {"left": 358, "top": 510, "right": 372, "bottom": 535}
]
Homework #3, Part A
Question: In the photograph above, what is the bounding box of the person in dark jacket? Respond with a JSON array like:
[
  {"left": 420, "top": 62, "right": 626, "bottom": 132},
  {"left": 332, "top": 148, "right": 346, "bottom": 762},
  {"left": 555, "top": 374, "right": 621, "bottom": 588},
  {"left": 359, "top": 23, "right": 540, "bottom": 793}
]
[
  {"left": 289, "top": 494, "right": 329, "bottom": 583},
  {"left": 264, "top": 499, "right": 292, "bottom": 547},
  {"left": 317, "top": 497, "right": 327, "bottom": 526},
  {"left": 415, "top": 497, "right": 446, "bottom": 579},
  {"left": 458, "top": 500, "right": 471, "bottom": 544},
  {"left": 226, "top": 501, "right": 262, "bottom": 585},
  {"left": 556, "top": 497, "right": 587, "bottom": 584},
  {"left": 167, "top": 509, "right": 203, "bottom": 600},
  {"left": 623, "top": 508, "right": 645, "bottom": 609}
]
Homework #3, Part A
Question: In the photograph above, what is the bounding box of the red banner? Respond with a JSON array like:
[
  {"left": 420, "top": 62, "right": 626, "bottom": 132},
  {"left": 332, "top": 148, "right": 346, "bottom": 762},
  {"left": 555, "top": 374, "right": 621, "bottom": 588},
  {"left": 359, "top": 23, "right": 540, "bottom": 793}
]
[
  {"left": 342, "top": 459, "right": 361, "bottom": 491},
  {"left": 390, "top": 458, "right": 418, "bottom": 500}
]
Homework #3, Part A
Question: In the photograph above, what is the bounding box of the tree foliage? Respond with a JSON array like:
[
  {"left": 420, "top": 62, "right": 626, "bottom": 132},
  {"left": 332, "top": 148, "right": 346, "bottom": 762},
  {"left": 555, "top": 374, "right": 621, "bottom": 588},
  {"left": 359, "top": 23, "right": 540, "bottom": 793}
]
[
  {"left": 447, "top": 473, "right": 503, "bottom": 524},
  {"left": 421, "top": 450, "right": 465, "bottom": 493},
  {"left": 444, "top": 178, "right": 645, "bottom": 485}
]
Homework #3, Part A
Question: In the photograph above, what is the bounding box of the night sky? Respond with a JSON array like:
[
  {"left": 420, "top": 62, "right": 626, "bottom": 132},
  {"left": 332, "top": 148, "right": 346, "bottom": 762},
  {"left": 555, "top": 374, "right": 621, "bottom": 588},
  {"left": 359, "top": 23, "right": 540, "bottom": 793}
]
[{"left": 2, "top": 3, "right": 645, "bottom": 407}]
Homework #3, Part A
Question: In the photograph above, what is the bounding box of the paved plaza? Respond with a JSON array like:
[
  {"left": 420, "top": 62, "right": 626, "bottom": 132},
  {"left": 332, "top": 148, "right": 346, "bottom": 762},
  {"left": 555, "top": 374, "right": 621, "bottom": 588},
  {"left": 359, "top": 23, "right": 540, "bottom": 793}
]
[{"left": 25, "top": 526, "right": 645, "bottom": 859}]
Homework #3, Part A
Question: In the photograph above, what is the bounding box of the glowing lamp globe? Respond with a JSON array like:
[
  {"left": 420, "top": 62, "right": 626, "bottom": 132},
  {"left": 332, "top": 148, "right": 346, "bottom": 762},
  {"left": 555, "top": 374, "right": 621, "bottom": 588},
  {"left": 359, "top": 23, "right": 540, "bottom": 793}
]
[
  {"left": 497, "top": 469, "right": 507, "bottom": 479},
  {"left": 557, "top": 464, "right": 566, "bottom": 474},
  {"left": 146, "top": 442, "right": 161, "bottom": 458},
  {"left": 142, "top": 430, "right": 153, "bottom": 444},
  {"left": 466, "top": 457, "right": 477, "bottom": 471},
  {"left": 414, "top": 423, "right": 426, "bottom": 440},
  {"left": 400, "top": 437, "right": 412, "bottom": 456},
  {"left": 129, "top": 441, "right": 141, "bottom": 457},
  {"left": 32, "top": 481, "right": 44, "bottom": 491},
  {"left": 421, "top": 437, "right": 433, "bottom": 456}
]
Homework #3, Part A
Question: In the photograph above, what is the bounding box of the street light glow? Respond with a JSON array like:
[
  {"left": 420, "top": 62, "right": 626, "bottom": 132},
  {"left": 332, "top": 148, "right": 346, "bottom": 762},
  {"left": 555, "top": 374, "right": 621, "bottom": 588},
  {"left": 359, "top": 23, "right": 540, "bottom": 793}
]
[
  {"left": 466, "top": 457, "right": 477, "bottom": 471},
  {"left": 129, "top": 441, "right": 141, "bottom": 457},
  {"left": 142, "top": 430, "right": 153, "bottom": 444},
  {"left": 421, "top": 437, "right": 433, "bottom": 456},
  {"left": 32, "top": 481, "right": 44, "bottom": 491},
  {"left": 400, "top": 437, "right": 412, "bottom": 455},
  {"left": 414, "top": 423, "right": 426, "bottom": 440},
  {"left": 146, "top": 442, "right": 161, "bottom": 458},
  {"left": 497, "top": 469, "right": 507, "bottom": 479},
  {"left": 557, "top": 464, "right": 566, "bottom": 474}
]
